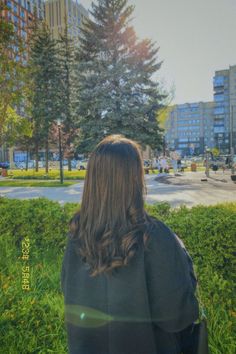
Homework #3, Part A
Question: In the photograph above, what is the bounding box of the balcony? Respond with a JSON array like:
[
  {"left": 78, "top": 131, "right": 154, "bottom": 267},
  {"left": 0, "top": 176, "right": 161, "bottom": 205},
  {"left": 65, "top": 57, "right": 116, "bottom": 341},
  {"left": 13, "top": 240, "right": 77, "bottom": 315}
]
[
  {"left": 213, "top": 75, "right": 225, "bottom": 88},
  {"left": 213, "top": 125, "right": 225, "bottom": 133},
  {"left": 214, "top": 107, "right": 225, "bottom": 115}
]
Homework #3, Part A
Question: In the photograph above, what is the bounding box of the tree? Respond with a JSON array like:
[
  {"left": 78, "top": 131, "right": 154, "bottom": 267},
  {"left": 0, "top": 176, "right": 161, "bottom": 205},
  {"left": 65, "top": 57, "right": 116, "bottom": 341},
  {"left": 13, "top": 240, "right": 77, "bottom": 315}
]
[
  {"left": 29, "top": 22, "right": 62, "bottom": 172},
  {"left": 76, "top": 0, "right": 166, "bottom": 152},
  {"left": 0, "top": 2, "right": 29, "bottom": 148},
  {"left": 1, "top": 106, "right": 32, "bottom": 145},
  {"left": 211, "top": 147, "right": 220, "bottom": 157},
  {"left": 49, "top": 122, "right": 80, "bottom": 164},
  {"left": 57, "top": 24, "right": 80, "bottom": 170}
]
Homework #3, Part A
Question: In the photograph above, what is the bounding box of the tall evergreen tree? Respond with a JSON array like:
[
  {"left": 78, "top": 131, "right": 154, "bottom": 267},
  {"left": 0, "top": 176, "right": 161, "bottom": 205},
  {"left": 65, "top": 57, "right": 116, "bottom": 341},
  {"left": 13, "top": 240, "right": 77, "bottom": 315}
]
[
  {"left": 29, "top": 22, "right": 61, "bottom": 172},
  {"left": 57, "top": 24, "right": 80, "bottom": 170},
  {"left": 76, "top": 0, "right": 166, "bottom": 151}
]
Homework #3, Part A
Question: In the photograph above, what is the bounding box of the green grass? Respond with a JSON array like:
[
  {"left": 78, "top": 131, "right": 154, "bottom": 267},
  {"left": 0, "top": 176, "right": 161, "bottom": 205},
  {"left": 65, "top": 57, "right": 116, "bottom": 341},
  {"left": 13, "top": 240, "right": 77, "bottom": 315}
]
[
  {"left": 0, "top": 180, "right": 77, "bottom": 187},
  {"left": 1, "top": 199, "right": 235, "bottom": 353}
]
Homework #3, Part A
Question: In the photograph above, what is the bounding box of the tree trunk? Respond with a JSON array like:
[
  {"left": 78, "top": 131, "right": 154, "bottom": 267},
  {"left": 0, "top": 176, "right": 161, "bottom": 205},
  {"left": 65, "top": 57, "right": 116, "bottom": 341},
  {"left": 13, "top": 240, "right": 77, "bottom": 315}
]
[
  {"left": 45, "top": 138, "right": 49, "bottom": 173},
  {"left": 35, "top": 142, "right": 39, "bottom": 172},
  {"left": 26, "top": 147, "right": 29, "bottom": 171},
  {"left": 68, "top": 156, "right": 72, "bottom": 171},
  {"left": 9, "top": 147, "right": 14, "bottom": 169}
]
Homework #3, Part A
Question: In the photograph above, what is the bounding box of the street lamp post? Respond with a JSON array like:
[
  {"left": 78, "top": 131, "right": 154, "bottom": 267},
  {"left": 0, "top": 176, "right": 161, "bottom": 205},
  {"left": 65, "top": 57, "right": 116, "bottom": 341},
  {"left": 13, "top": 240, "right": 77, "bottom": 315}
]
[
  {"left": 205, "top": 146, "right": 210, "bottom": 178},
  {"left": 57, "top": 118, "right": 64, "bottom": 184}
]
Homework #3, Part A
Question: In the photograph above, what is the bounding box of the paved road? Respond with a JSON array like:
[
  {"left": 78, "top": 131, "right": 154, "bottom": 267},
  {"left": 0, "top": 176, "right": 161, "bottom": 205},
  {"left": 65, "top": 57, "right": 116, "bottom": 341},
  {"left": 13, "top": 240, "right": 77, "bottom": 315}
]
[{"left": 0, "top": 173, "right": 236, "bottom": 207}]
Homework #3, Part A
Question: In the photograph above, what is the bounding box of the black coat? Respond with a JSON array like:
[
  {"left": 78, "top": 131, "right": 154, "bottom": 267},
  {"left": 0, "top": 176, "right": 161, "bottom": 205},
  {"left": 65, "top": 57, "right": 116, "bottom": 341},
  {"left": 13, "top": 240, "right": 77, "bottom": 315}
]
[{"left": 61, "top": 218, "right": 199, "bottom": 354}]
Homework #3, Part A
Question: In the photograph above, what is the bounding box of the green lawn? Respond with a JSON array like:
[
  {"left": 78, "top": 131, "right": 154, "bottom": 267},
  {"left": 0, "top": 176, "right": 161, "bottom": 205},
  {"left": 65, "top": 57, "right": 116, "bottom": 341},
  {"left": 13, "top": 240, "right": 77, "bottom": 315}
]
[{"left": 0, "top": 180, "right": 77, "bottom": 187}]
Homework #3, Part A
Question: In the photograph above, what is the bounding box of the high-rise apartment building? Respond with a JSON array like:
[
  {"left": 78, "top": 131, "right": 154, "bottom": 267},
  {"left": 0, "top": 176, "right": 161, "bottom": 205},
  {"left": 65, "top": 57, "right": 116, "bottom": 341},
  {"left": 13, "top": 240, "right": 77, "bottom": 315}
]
[
  {"left": 0, "top": 0, "right": 45, "bottom": 163},
  {"left": 213, "top": 65, "right": 236, "bottom": 154},
  {"left": 165, "top": 102, "right": 215, "bottom": 156},
  {"left": 1, "top": 0, "right": 44, "bottom": 48},
  {"left": 45, "top": 0, "right": 88, "bottom": 43}
]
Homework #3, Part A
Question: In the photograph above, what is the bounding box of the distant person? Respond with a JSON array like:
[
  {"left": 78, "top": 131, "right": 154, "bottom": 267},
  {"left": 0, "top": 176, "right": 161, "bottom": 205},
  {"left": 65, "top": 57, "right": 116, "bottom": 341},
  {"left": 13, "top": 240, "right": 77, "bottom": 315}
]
[
  {"left": 170, "top": 151, "right": 179, "bottom": 175},
  {"left": 160, "top": 156, "right": 169, "bottom": 173},
  {"left": 157, "top": 157, "right": 163, "bottom": 173},
  {"left": 61, "top": 135, "right": 199, "bottom": 354},
  {"left": 177, "top": 159, "right": 182, "bottom": 171},
  {"left": 225, "top": 156, "right": 230, "bottom": 167}
]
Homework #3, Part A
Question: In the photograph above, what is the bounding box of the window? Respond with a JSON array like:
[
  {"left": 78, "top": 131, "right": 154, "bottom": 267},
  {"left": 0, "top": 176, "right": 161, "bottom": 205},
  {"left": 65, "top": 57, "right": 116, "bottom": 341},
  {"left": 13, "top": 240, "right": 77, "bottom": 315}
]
[
  {"left": 14, "top": 15, "right": 18, "bottom": 25},
  {"left": 178, "top": 126, "right": 189, "bottom": 131},
  {"left": 21, "top": 30, "right": 27, "bottom": 39},
  {"left": 214, "top": 107, "right": 224, "bottom": 115},
  {"left": 213, "top": 75, "right": 224, "bottom": 87},
  {"left": 14, "top": 151, "right": 27, "bottom": 162},
  {"left": 7, "top": 0, "right": 12, "bottom": 9},
  {"left": 214, "top": 93, "right": 224, "bottom": 102},
  {"left": 214, "top": 126, "right": 225, "bottom": 133},
  {"left": 214, "top": 119, "right": 224, "bottom": 125},
  {"left": 14, "top": 3, "right": 18, "bottom": 13},
  {"left": 20, "top": 9, "right": 25, "bottom": 18}
]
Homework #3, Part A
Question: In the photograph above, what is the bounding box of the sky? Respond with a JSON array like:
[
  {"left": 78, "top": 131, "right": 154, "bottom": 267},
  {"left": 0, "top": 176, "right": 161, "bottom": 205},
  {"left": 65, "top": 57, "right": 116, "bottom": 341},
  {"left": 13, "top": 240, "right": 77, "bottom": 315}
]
[{"left": 80, "top": 0, "right": 236, "bottom": 105}]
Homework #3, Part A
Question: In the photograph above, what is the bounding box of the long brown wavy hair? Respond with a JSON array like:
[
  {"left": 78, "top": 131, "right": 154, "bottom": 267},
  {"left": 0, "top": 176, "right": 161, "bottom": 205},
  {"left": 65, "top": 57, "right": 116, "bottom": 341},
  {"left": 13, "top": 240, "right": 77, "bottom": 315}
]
[{"left": 69, "top": 135, "right": 153, "bottom": 276}]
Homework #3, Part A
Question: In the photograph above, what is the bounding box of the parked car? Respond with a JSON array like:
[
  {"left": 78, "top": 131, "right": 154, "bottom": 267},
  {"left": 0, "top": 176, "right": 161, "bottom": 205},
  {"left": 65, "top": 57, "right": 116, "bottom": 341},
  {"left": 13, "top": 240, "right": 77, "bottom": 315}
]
[
  {"left": 0, "top": 162, "right": 10, "bottom": 169},
  {"left": 143, "top": 159, "right": 151, "bottom": 168},
  {"left": 77, "top": 159, "right": 88, "bottom": 170}
]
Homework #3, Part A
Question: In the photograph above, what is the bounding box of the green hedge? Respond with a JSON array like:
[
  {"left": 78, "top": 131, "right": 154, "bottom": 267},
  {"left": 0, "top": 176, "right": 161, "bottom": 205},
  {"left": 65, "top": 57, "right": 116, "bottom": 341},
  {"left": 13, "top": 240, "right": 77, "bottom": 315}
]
[
  {"left": 0, "top": 198, "right": 235, "bottom": 353},
  {"left": 7, "top": 169, "right": 86, "bottom": 180}
]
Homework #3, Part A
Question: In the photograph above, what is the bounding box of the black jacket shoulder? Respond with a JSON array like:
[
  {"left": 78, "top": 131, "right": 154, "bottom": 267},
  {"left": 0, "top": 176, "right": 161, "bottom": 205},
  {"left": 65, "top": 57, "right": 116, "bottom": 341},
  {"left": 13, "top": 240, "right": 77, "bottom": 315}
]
[{"left": 144, "top": 216, "right": 199, "bottom": 332}]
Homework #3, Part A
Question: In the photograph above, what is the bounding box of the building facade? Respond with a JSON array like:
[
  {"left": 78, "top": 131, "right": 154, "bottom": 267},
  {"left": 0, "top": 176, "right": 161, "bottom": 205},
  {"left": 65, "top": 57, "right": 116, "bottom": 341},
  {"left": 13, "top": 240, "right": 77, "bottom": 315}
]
[
  {"left": 0, "top": 0, "right": 44, "bottom": 163},
  {"left": 165, "top": 102, "right": 215, "bottom": 156},
  {"left": 213, "top": 65, "right": 236, "bottom": 154},
  {"left": 2, "top": 0, "right": 44, "bottom": 46},
  {"left": 45, "top": 0, "right": 88, "bottom": 43}
]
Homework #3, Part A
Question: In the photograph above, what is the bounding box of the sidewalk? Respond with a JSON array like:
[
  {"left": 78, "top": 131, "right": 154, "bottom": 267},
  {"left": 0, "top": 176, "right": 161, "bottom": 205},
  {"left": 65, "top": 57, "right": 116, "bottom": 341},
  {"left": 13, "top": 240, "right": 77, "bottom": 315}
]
[
  {"left": 155, "top": 170, "right": 235, "bottom": 187},
  {"left": 0, "top": 172, "right": 235, "bottom": 207}
]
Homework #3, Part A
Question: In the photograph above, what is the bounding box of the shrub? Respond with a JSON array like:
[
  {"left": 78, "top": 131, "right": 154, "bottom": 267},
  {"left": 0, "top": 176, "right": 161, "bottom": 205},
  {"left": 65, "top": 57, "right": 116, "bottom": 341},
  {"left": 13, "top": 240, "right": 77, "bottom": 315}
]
[
  {"left": 8, "top": 169, "right": 86, "bottom": 180},
  {"left": 0, "top": 198, "right": 235, "bottom": 353}
]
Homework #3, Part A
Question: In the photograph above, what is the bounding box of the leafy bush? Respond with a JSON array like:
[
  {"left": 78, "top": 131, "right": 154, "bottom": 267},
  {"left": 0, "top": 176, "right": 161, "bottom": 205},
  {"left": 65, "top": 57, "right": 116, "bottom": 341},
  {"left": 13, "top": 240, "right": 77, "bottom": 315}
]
[
  {"left": 0, "top": 198, "right": 235, "bottom": 353},
  {"left": 8, "top": 169, "right": 86, "bottom": 180}
]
